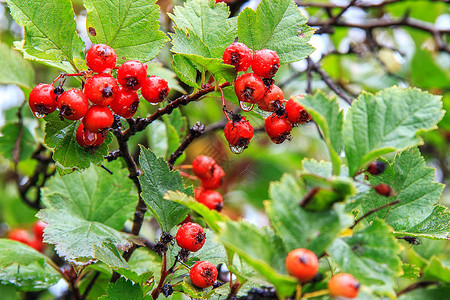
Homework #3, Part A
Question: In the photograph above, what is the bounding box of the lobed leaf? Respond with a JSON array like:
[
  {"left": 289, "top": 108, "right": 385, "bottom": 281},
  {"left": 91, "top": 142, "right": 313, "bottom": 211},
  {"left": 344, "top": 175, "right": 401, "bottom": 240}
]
[
  {"left": 99, "top": 277, "right": 150, "bottom": 300},
  {"left": 0, "top": 42, "right": 34, "bottom": 89}
]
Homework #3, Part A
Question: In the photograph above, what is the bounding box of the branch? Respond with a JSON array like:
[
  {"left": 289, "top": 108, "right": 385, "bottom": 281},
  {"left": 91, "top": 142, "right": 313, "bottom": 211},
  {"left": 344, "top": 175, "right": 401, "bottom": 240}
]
[
  {"left": 167, "top": 122, "right": 205, "bottom": 169},
  {"left": 397, "top": 281, "right": 439, "bottom": 296},
  {"left": 297, "top": 0, "right": 406, "bottom": 9},
  {"left": 350, "top": 199, "right": 401, "bottom": 229}
]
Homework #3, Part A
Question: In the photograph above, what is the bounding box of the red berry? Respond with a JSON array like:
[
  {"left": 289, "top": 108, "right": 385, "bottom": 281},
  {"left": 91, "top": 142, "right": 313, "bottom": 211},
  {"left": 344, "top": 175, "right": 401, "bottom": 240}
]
[
  {"left": 256, "top": 84, "right": 284, "bottom": 112},
  {"left": 33, "top": 220, "right": 47, "bottom": 241},
  {"left": 8, "top": 229, "right": 33, "bottom": 245},
  {"left": 84, "top": 74, "right": 119, "bottom": 106},
  {"left": 192, "top": 156, "right": 217, "bottom": 180},
  {"left": 117, "top": 60, "right": 147, "bottom": 91},
  {"left": 141, "top": 75, "right": 169, "bottom": 104},
  {"left": 265, "top": 112, "right": 293, "bottom": 144},
  {"left": 224, "top": 115, "right": 254, "bottom": 152},
  {"left": 82, "top": 105, "right": 114, "bottom": 133},
  {"left": 110, "top": 87, "right": 139, "bottom": 119},
  {"left": 234, "top": 73, "right": 266, "bottom": 104},
  {"left": 76, "top": 123, "right": 105, "bottom": 148},
  {"left": 367, "top": 161, "right": 386, "bottom": 175},
  {"left": 373, "top": 183, "right": 394, "bottom": 197},
  {"left": 328, "top": 273, "right": 360, "bottom": 298},
  {"left": 175, "top": 222, "right": 206, "bottom": 252},
  {"left": 190, "top": 261, "right": 218, "bottom": 288},
  {"left": 222, "top": 42, "right": 253, "bottom": 72},
  {"left": 285, "top": 248, "right": 319, "bottom": 282},
  {"left": 85, "top": 44, "right": 117, "bottom": 72},
  {"left": 57, "top": 88, "right": 89, "bottom": 120},
  {"left": 28, "top": 238, "right": 45, "bottom": 252},
  {"left": 252, "top": 49, "right": 280, "bottom": 78},
  {"left": 201, "top": 165, "right": 225, "bottom": 190},
  {"left": 29, "top": 84, "right": 58, "bottom": 118},
  {"left": 285, "top": 97, "right": 311, "bottom": 124},
  {"left": 195, "top": 189, "right": 224, "bottom": 211}
]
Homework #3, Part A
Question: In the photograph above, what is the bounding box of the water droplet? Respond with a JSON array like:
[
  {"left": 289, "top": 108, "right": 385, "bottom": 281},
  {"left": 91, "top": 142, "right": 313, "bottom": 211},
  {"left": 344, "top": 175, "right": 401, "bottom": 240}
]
[
  {"left": 83, "top": 130, "right": 97, "bottom": 146},
  {"left": 34, "top": 111, "right": 46, "bottom": 118},
  {"left": 229, "top": 145, "right": 245, "bottom": 154},
  {"left": 239, "top": 101, "right": 254, "bottom": 112},
  {"left": 148, "top": 101, "right": 160, "bottom": 106}
]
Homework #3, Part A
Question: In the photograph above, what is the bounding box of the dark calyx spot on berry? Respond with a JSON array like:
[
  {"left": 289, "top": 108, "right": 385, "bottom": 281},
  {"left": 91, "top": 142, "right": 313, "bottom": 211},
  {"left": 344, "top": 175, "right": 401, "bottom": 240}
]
[
  {"left": 102, "top": 86, "right": 113, "bottom": 98},
  {"left": 237, "top": 137, "right": 250, "bottom": 148},
  {"left": 275, "top": 106, "right": 286, "bottom": 116},
  {"left": 272, "top": 132, "right": 291, "bottom": 144},
  {"left": 231, "top": 113, "right": 242, "bottom": 123},
  {"left": 54, "top": 86, "right": 64, "bottom": 97},
  {"left": 243, "top": 87, "right": 254, "bottom": 101},
  {"left": 162, "top": 284, "right": 173, "bottom": 297},
  {"left": 215, "top": 201, "right": 223, "bottom": 212},
  {"left": 263, "top": 78, "right": 274, "bottom": 89},
  {"left": 160, "top": 232, "right": 173, "bottom": 245},
  {"left": 367, "top": 161, "right": 386, "bottom": 175},
  {"left": 202, "top": 267, "right": 216, "bottom": 283},
  {"left": 125, "top": 77, "right": 139, "bottom": 89},
  {"left": 298, "top": 110, "right": 311, "bottom": 124},
  {"left": 99, "top": 46, "right": 111, "bottom": 58},
  {"left": 353, "top": 282, "right": 361, "bottom": 290},
  {"left": 195, "top": 232, "right": 206, "bottom": 244},
  {"left": 129, "top": 101, "right": 139, "bottom": 115},
  {"left": 59, "top": 105, "right": 73, "bottom": 120},
  {"left": 88, "top": 27, "right": 97, "bottom": 36},
  {"left": 230, "top": 52, "right": 241, "bottom": 65},
  {"left": 34, "top": 104, "right": 50, "bottom": 115},
  {"left": 159, "top": 88, "right": 169, "bottom": 101},
  {"left": 267, "top": 64, "right": 279, "bottom": 78},
  {"left": 298, "top": 255, "right": 308, "bottom": 264},
  {"left": 179, "top": 248, "right": 190, "bottom": 262}
]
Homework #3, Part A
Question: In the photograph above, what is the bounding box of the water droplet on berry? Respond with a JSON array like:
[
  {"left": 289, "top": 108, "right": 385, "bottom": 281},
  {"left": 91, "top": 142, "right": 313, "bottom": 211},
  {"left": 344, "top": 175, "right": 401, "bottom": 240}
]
[
  {"left": 83, "top": 130, "right": 97, "bottom": 146},
  {"left": 239, "top": 101, "right": 254, "bottom": 112},
  {"left": 229, "top": 145, "right": 245, "bottom": 154},
  {"left": 148, "top": 101, "right": 160, "bottom": 106},
  {"left": 34, "top": 111, "right": 46, "bottom": 118}
]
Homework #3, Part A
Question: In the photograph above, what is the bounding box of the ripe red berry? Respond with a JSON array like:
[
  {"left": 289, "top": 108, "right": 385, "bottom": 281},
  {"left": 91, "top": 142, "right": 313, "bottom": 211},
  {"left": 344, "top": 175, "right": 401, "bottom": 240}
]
[
  {"left": 33, "top": 220, "right": 47, "bottom": 241},
  {"left": 201, "top": 165, "right": 225, "bottom": 190},
  {"left": 76, "top": 123, "right": 105, "bottom": 148},
  {"left": 28, "top": 239, "right": 45, "bottom": 252},
  {"left": 175, "top": 222, "right": 206, "bottom": 252},
  {"left": 141, "top": 75, "right": 169, "bottom": 104},
  {"left": 190, "top": 261, "right": 218, "bottom": 288},
  {"left": 328, "top": 273, "right": 360, "bottom": 298},
  {"left": 86, "top": 44, "right": 117, "bottom": 72},
  {"left": 57, "top": 88, "right": 89, "bottom": 120},
  {"left": 84, "top": 74, "right": 119, "bottom": 106},
  {"left": 109, "top": 87, "right": 139, "bottom": 119},
  {"left": 82, "top": 105, "right": 114, "bottom": 133},
  {"left": 222, "top": 42, "right": 253, "bottom": 72},
  {"left": 192, "top": 156, "right": 217, "bottom": 180},
  {"left": 252, "top": 49, "right": 280, "bottom": 78},
  {"left": 285, "top": 248, "right": 319, "bottom": 282},
  {"left": 8, "top": 229, "right": 33, "bottom": 245},
  {"left": 285, "top": 97, "right": 311, "bottom": 124},
  {"left": 195, "top": 189, "right": 224, "bottom": 211},
  {"left": 234, "top": 73, "right": 266, "bottom": 104},
  {"left": 117, "top": 60, "right": 147, "bottom": 91},
  {"left": 373, "top": 183, "right": 394, "bottom": 197},
  {"left": 224, "top": 115, "right": 254, "bottom": 152},
  {"left": 367, "top": 161, "right": 386, "bottom": 175},
  {"left": 256, "top": 84, "right": 284, "bottom": 112},
  {"left": 265, "top": 112, "right": 293, "bottom": 144},
  {"left": 29, "top": 84, "right": 58, "bottom": 118}
]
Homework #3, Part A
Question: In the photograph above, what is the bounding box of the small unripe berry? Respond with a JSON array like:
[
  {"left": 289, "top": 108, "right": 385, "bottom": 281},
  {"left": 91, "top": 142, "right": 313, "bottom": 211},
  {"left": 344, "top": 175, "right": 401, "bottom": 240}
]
[
  {"left": 374, "top": 183, "right": 394, "bottom": 197},
  {"left": 234, "top": 73, "right": 266, "bottom": 104},
  {"left": 190, "top": 261, "right": 218, "bottom": 288},
  {"left": 175, "top": 222, "right": 206, "bottom": 252},
  {"left": 367, "top": 161, "right": 386, "bottom": 175},
  {"left": 285, "top": 248, "right": 319, "bottom": 282},
  {"left": 252, "top": 49, "right": 280, "bottom": 78},
  {"left": 29, "top": 84, "right": 58, "bottom": 118},
  {"left": 110, "top": 87, "right": 139, "bottom": 119},
  {"left": 285, "top": 97, "right": 311, "bottom": 124},
  {"left": 117, "top": 60, "right": 147, "bottom": 91},
  {"left": 195, "top": 189, "right": 224, "bottom": 211},
  {"left": 84, "top": 74, "right": 119, "bottom": 106},
  {"left": 222, "top": 42, "right": 253, "bottom": 72},
  {"left": 265, "top": 112, "right": 293, "bottom": 144},
  {"left": 328, "top": 273, "right": 360, "bottom": 298},
  {"left": 141, "top": 75, "right": 169, "bottom": 104},
  {"left": 57, "top": 88, "right": 89, "bottom": 120},
  {"left": 85, "top": 44, "right": 117, "bottom": 72}
]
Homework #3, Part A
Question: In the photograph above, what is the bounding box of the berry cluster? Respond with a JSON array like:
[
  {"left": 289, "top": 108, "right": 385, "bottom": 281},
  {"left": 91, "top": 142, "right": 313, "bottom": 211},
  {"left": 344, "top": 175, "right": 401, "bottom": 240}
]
[
  {"left": 8, "top": 220, "right": 47, "bottom": 252},
  {"left": 222, "top": 43, "right": 311, "bottom": 151},
  {"left": 285, "top": 248, "right": 360, "bottom": 298},
  {"left": 192, "top": 155, "right": 225, "bottom": 211},
  {"left": 28, "top": 44, "right": 169, "bottom": 149}
]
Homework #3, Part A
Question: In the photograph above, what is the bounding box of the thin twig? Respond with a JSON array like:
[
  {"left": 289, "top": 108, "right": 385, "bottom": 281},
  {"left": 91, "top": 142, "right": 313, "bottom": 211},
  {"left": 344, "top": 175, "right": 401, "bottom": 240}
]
[
  {"left": 81, "top": 271, "right": 100, "bottom": 299},
  {"left": 397, "top": 281, "right": 439, "bottom": 296},
  {"left": 167, "top": 122, "right": 205, "bottom": 169},
  {"left": 350, "top": 199, "right": 401, "bottom": 229}
]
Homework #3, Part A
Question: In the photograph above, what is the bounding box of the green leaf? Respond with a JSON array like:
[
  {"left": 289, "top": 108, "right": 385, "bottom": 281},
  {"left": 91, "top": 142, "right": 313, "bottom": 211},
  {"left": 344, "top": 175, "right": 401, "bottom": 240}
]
[
  {"left": 94, "top": 243, "right": 130, "bottom": 270},
  {"left": 423, "top": 256, "right": 450, "bottom": 283},
  {"left": 0, "top": 239, "right": 62, "bottom": 291},
  {"left": 361, "top": 148, "right": 447, "bottom": 240},
  {"left": 299, "top": 93, "right": 343, "bottom": 175},
  {"left": 147, "top": 62, "right": 185, "bottom": 94},
  {"left": 138, "top": 146, "right": 191, "bottom": 232},
  {"left": 343, "top": 87, "right": 444, "bottom": 175},
  {"left": 169, "top": 0, "right": 237, "bottom": 59},
  {"left": 188, "top": 229, "right": 228, "bottom": 266},
  {"left": 43, "top": 115, "right": 111, "bottom": 173},
  {"left": 164, "top": 191, "right": 228, "bottom": 233},
  {"left": 401, "top": 264, "right": 421, "bottom": 279},
  {"left": 0, "top": 121, "right": 36, "bottom": 162},
  {"left": 398, "top": 287, "right": 450, "bottom": 300},
  {"left": 237, "top": 0, "right": 314, "bottom": 63},
  {"left": 218, "top": 221, "right": 297, "bottom": 298},
  {"left": 37, "top": 161, "right": 136, "bottom": 265},
  {"left": 99, "top": 277, "right": 150, "bottom": 300},
  {"left": 84, "top": 0, "right": 168, "bottom": 63},
  {"left": 0, "top": 43, "right": 34, "bottom": 88},
  {"left": 266, "top": 173, "right": 353, "bottom": 254},
  {"left": 172, "top": 54, "right": 200, "bottom": 89},
  {"left": 328, "top": 220, "right": 404, "bottom": 298},
  {"left": 7, "top": 0, "right": 85, "bottom": 72}
]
